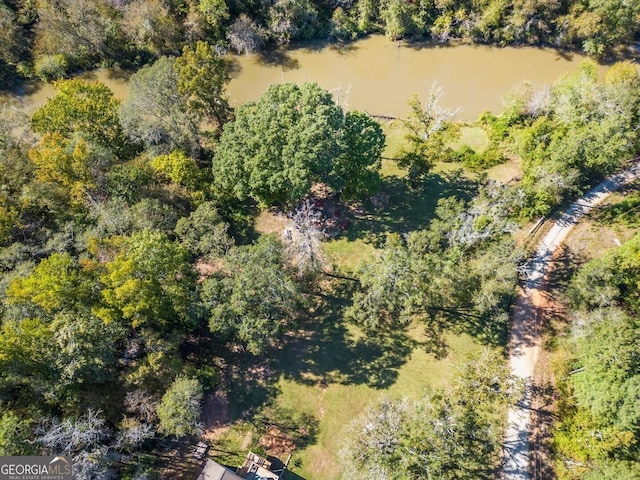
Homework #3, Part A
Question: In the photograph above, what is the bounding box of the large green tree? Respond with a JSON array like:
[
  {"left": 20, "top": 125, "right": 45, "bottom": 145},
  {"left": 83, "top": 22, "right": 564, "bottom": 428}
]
[
  {"left": 213, "top": 82, "right": 342, "bottom": 206},
  {"left": 94, "top": 230, "right": 196, "bottom": 330},
  {"left": 201, "top": 235, "right": 300, "bottom": 354},
  {"left": 334, "top": 111, "right": 385, "bottom": 199},
  {"left": 213, "top": 82, "right": 384, "bottom": 206},
  {"left": 6, "top": 252, "right": 90, "bottom": 314}
]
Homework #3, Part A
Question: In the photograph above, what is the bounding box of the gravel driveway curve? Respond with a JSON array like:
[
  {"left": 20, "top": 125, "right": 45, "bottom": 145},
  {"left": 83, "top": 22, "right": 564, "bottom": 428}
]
[{"left": 502, "top": 161, "right": 640, "bottom": 480}]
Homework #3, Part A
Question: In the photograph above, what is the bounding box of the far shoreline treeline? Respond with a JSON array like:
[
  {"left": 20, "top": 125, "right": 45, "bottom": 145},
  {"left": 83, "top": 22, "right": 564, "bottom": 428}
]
[{"left": 0, "top": 0, "right": 639, "bottom": 86}]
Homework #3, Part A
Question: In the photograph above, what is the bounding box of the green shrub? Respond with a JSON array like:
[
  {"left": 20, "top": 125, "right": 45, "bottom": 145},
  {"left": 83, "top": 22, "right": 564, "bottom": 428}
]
[
  {"left": 330, "top": 7, "right": 360, "bottom": 40},
  {"left": 455, "top": 145, "right": 505, "bottom": 171},
  {"left": 33, "top": 54, "right": 68, "bottom": 81}
]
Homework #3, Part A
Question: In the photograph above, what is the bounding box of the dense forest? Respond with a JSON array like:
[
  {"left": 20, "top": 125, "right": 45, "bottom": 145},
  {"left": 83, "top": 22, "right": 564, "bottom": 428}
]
[{"left": 1, "top": 0, "right": 640, "bottom": 85}]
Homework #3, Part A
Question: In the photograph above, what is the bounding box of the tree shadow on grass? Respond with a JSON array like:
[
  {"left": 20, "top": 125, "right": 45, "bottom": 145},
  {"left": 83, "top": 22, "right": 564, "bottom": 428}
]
[
  {"left": 224, "top": 353, "right": 282, "bottom": 421},
  {"left": 546, "top": 244, "right": 585, "bottom": 305},
  {"left": 451, "top": 309, "right": 511, "bottom": 349},
  {"left": 345, "top": 171, "right": 477, "bottom": 242},
  {"left": 540, "top": 244, "right": 585, "bottom": 347},
  {"left": 271, "top": 291, "right": 416, "bottom": 390}
]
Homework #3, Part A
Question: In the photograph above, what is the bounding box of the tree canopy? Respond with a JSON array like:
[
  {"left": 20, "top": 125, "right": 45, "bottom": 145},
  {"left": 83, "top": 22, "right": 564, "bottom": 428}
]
[
  {"left": 202, "top": 235, "right": 301, "bottom": 354},
  {"left": 213, "top": 82, "right": 384, "bottom": 206},
  {"left": 31, "top": 79, "right": 132, "bottom": 158},
  {"left": 157, "top": 376, "right": 203, "bottom": 438},
  {"left": 341, "top": 349, "right": 521, "bottom": 479},
  {"left": 119, "top": 57, "right": 199, "bottom": 156}
]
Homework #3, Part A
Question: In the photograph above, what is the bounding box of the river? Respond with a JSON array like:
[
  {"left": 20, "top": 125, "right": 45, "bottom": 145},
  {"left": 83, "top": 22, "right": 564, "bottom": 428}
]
[{"left": 10, "top": 36, "right": 594, "bottom": 121}]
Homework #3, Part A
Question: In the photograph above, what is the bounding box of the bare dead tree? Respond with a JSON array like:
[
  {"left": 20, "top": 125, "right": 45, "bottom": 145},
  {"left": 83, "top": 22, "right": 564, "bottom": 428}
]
[
  {"left": 526, "top": 84, "right": 552, "bottom": 117},
  {"left": 282, "top": 200, "right": 328, "bottom": 277},
  {"left": 115, "top": 420, "right": 156, "bottom": 451},
  {"left": 227, "top": 15, "right": 266, "bottom": 54},
  {"left": 404, "top": 82, "right": 461, "bottom": 143},
  {"left": 35, "top": 409, "right": 110, "bottom": 456},
  {"left": 124, "top": 390, "right": 158, "bottom": 423}
]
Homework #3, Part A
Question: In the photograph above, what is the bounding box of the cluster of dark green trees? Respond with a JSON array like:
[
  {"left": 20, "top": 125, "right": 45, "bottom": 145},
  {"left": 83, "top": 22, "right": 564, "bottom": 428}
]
[
  {"left": 0, "top": 39, "right": 387, "bottom": 475},
  {"left": 1, "top": 0, "right": 639, "bottom": 84},
  {"left": 553, "top": 233, "right": 640, "bottom": 478}
]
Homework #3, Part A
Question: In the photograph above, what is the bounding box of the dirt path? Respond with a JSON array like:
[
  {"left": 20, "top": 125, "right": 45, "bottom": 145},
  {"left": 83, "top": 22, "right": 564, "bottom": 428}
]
[{"left": 501, "top": 162, "right": 640, "bottom": 480}]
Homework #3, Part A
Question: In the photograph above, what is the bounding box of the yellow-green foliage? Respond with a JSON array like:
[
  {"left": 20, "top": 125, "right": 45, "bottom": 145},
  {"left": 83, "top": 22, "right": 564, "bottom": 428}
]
[
  {"left": 6, "top": 253, "right": 85, "bottom": 312},
  {"left": 150, "top": 150, "right": 202, "bottom": 189},
  {"left": 28, "top": 133, "right": 94, "bottom": 205}
]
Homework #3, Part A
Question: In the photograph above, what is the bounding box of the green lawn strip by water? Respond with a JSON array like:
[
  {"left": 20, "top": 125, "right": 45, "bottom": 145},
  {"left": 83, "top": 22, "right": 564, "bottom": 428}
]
[
  {"left": 449, "top": 125, "right": 491, "bottom": 154},
  {"left": 381, "top": 119, "right": 490, "bottom": 157},
  {"left": 380, "top": 120, "right": 407, "bottom": 163}
]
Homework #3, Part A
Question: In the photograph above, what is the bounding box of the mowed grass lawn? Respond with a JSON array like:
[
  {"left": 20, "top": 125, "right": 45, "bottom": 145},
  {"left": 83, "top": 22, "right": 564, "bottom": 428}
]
[
  {"left": 212, "top": 322, "right": 482, "bottom": 480},
  {"left": 209, "top": 121, "right": 509, "bottom": 479},
  {"left": 279, "top": 331, "right": 480, "bottom": 479}
]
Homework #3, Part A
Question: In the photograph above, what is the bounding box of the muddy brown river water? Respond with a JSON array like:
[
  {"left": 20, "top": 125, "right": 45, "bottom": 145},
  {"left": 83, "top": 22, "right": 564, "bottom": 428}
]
[{"left": 12, "top": 35, "right": 595, "bottom": 121}]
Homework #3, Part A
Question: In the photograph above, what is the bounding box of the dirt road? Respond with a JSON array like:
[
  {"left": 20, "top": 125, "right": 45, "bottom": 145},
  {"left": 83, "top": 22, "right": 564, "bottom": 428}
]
[{"left": 502, "top": 162, "right": 640, "bottom": 480}]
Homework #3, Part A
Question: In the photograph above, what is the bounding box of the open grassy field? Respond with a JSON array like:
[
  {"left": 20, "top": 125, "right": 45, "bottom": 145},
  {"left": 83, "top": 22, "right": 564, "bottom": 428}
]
[
  {"left": 556, "top": 179, "right": 640, "bottom": 265},
  {"left": 449, "top": 125, "right": 491, "bottom": 153}
]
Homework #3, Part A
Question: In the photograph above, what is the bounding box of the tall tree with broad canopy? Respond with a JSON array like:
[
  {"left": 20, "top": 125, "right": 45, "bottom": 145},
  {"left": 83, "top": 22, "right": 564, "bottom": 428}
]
[
  {"left": 201, "top": 235, "right": 301, "bottom": 354},
  {"left": 334, "top": 111, "right": 385, "bottom": 199},
  {"left": 213, "top": 82, "right": 384, "bottom": 206},
  {"left": 94, "top": 229, "right": 196, "bottom": 330}
]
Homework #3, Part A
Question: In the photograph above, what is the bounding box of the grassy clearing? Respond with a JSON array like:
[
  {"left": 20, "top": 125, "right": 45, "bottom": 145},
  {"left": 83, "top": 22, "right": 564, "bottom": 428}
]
[
  {"left": 380, "top": 119, "right": 407, "bottom": 161},
  {"left": 449, "top": 125, "right": 491, "bottom": 153},
  {"left": 324, "top": 237, "right": 376, "bottom": 271},
  {"left": 562, "top": 181, "right": 640, "bottom": 262},
  {"left": 485, "top": 157, "right": 522, "bottom": 183},
  {"left": 282, "top": 331, "right": 480, "bottom": 479},
  {"left": 211, "top": 320, "right": 482, "bottom": 480},
  {"left": 255, "top": 209, "right": 288, "bottom": 234}
]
